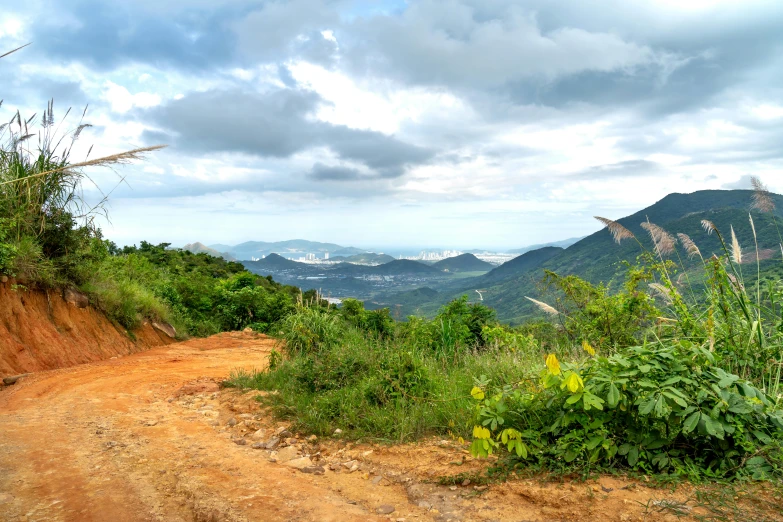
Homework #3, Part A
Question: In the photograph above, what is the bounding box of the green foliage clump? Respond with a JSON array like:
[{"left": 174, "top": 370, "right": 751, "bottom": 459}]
[
  {"left": 226, "top": 297, "right": 534, "bottom": 441},
  {"left": 471, "top": 341, "right": 783, "bottom": 479}
]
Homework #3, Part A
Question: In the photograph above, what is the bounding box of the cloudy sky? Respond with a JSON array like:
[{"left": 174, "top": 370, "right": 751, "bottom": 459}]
[{"left": 2, "top": 0, "right": 782, "bottom": 250}]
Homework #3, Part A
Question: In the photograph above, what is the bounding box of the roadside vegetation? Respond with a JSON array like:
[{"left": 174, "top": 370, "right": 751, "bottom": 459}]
[
  {"left": 0, "top": 47, "right": 303, "bottom": 339},
  {"left": 228, "top": 180, "right": 783, "bottom": 486}
]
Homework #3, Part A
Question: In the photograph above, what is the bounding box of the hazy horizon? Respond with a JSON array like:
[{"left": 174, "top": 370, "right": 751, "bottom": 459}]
[{"left": 2, "top": 0, "right": 782, "bottom": 248}]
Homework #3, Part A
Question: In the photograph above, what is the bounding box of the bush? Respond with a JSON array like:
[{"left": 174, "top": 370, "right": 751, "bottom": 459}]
[
  {"left": 277, "top": 306, "right": 342, "bottom": 355},
  {"left": 225, "top": 304, "right": 541, "bottom": 441},
  {"left": 471, "top": 340, "right": 783, "bottom": 479}
]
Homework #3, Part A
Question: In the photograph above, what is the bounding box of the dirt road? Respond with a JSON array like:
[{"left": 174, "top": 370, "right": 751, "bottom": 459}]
[{"left": 1, "top": 331, "right": 774, "bottom": 522}]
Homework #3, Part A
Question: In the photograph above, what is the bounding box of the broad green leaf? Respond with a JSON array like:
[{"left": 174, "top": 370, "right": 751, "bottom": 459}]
[
  {"left": 639, "top": 396, "right": 657, "bottom": 415},
  {"left": 682, "top": 411, "right": 700, "bottom": 434},
  {"left": 586, "top": 435, "right": 604, "bottom": 450},
  {"left": 607, "top": 383, "right": 620, "bottom": 408},
  {"left": 627, "top": 447, "right": 640, "bottom": 466},
  {"left": 703, "top": 415, "right": 725, "bottom": 440}
]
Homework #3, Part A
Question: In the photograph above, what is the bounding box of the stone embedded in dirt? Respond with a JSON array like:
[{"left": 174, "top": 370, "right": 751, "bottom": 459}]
[
  {"left": 372, "top": 475, "right": 384, "bottom": 485},
  {"left": 251, "top": 442, "right": 266, "bottom": 449},
  {"left": 301, "top": 465, "right": 325, "bottom": 475},
  {"left": 276, "top": 445, "right": 299, "bottom": 462},
  {"left": 177, "top": 382, "right": 220, "bottom": 396},
  {"left": 286, "top": 437, "right": 298, "bottom": 445},
  {"left": 251, "top": 429, "right": 267, "bottom": 441},
  {"left": 377, "top": 505, "right": 395, "bottom": 515},
  {"left": 64, "top": 288, "right": 89, "bottom": 308},
  {"left": 265, "top": 437, "right": 281, "bottom": 450},
  {"left": 226, "top": 417, "right": 238, "bottom": 427},
  {"left": 307, "top": 435, "right": 317, "bottom": 442},
  {"left": 342, "top": 460, "right": 358, "bottom": 469},
  {"left": 233, "top": 439, "right": 247, "bottom": 446},
  {"left": 2, "top": 374, "right": 28, "bottom": 386},
  {"left": 284, "top": 456, "right": 313, "bottom": 470},
  {"left": 152, "top": 321, "right": 177, "bottom": 339},
  {"left": 144, "top": 420, "right": 159, "bottom": 427},
  {"left": 333, "top": 428, "right": 343, "bottom": 435},
  {"left": 277, "top": 429, "right": 293, "bottom": 438}
]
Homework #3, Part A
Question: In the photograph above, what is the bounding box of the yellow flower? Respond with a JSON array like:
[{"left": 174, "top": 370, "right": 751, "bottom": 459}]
[
  {"left": 473, "top": 425, "right": 491, "bottom": 439},
  {"left": 582, "top": 340, "right": 596, "bottom": 356},
  {"left": 561, "top": 372, "right": 585, "bottom": 393},
  {"left": 545, "top": 353, "right": 561, "bottom": 375},
  {"left": 470, "top": 387, "right": 485, "bottom": 400}
]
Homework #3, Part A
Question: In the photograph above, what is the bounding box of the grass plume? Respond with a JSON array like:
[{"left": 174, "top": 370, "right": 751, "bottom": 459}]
[
  {"left": 641, "top": 221, "right": 676, "bottom": 256},
  {"left": 525, "top": 296, "right": 559, "bottom": 316},
  {"left": 676, "top": 233, "right": 702, "bottom": 261},
  {"left": 594, "top": 216, "right": 635, "bottom": 244},
  {"left": 750, "top": 176, "right": 775, "bottom": 213}
]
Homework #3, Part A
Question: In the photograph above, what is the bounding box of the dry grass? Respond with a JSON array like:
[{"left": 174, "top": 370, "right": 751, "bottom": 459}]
[
  {"left": 524, "top": 296, "right": 559, "bottom": 315},
  {"left": 677, "top": 232, "right": 703, "bottom": 260},
  {"left": 730, "top": 225, "right": 742, "bottom": 264},
  {"left": 0, "top": 145, "right": 167, "bottom": 187},
  {"left": 594, "top": 216, "right": 635, "bottom": 244},
  {"left": 641, "top": 221, "right": 676, "bottom": 256},
  {"left": 751, "top": 176, "right": 776, "bottom": 214}
]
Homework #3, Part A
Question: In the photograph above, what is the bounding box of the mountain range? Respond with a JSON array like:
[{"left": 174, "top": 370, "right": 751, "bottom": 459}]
[
  {"left": 208, "top": 240, "right": 367, "bottom": 260},
  {"left": 372, "top": 189, "right": 783, "bottom": 323}
]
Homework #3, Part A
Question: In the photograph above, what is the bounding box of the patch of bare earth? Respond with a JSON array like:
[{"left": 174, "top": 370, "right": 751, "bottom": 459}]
[{"left": 0, "top": 331, "right": 780, "bottom": 521}]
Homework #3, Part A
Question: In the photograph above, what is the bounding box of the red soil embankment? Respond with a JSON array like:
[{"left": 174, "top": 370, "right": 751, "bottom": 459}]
[{"left": 0, "top": 278, "right": 173, "bottom": 376}]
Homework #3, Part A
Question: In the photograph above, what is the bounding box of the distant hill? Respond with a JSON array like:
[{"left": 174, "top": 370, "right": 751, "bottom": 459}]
[
  {"left": 182, "top": 242, "right": 236, "bottom": 261},
  {"left": 432, "top": 253, "right": 493, "bottom": 273},
  {"left": 508, "top": 237, "right": 583, "bottom": 254},
  {"left": 332, "top": 253, "right": 396, "bottom": 265},
  {"left": 244, "top": 253, "right": 304, "bottom": 272},
  {"left": 209, "top": 240, "right": 365, "bottom": 260}
]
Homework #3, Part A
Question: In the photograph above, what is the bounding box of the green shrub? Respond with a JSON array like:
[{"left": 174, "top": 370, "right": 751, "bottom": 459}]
[
  {"left": 471, "top": 340, "right": 783, "bottom": 479},
  {"left": 278, "top": 306, "right": 342, "bottom": 355}
]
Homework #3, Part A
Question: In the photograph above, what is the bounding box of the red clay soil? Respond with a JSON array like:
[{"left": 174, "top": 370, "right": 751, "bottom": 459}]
[
  {"left": 0, "top": 331, "right": 780, "bottom": 521},
  {"left": 0, "top": 279, "right": 173, "bottom": 376}
]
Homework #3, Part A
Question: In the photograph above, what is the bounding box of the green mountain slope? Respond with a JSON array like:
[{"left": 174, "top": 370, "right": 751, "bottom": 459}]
[
  {"left": 432, "top": 253, "right": 493, "bottom": 273},
  {"left": 378, "top": 189, "right": 783, "bottom": 324},
  {"left": 480, "top": 190, "right": 783, "bottom": 323},
  {"left": 332, "top": 253, "right": 396, "bottom": 264}
]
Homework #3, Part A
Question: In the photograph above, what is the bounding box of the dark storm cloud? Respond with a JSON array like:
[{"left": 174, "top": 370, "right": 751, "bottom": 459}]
[
  {"left": 141, "top": 88, "right": 435, "bottom": 178},
  {"left": 340, "top": 0, "right": 783, "bottom": 118}
]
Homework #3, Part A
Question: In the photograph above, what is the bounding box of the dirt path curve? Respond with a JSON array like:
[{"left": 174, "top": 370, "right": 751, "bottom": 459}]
[
  {"left": 0, "top": 332, "right": 421, "bottom": 522},
  {"left": 5, "top": 331, "right": 767, "bottom": 522}
]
